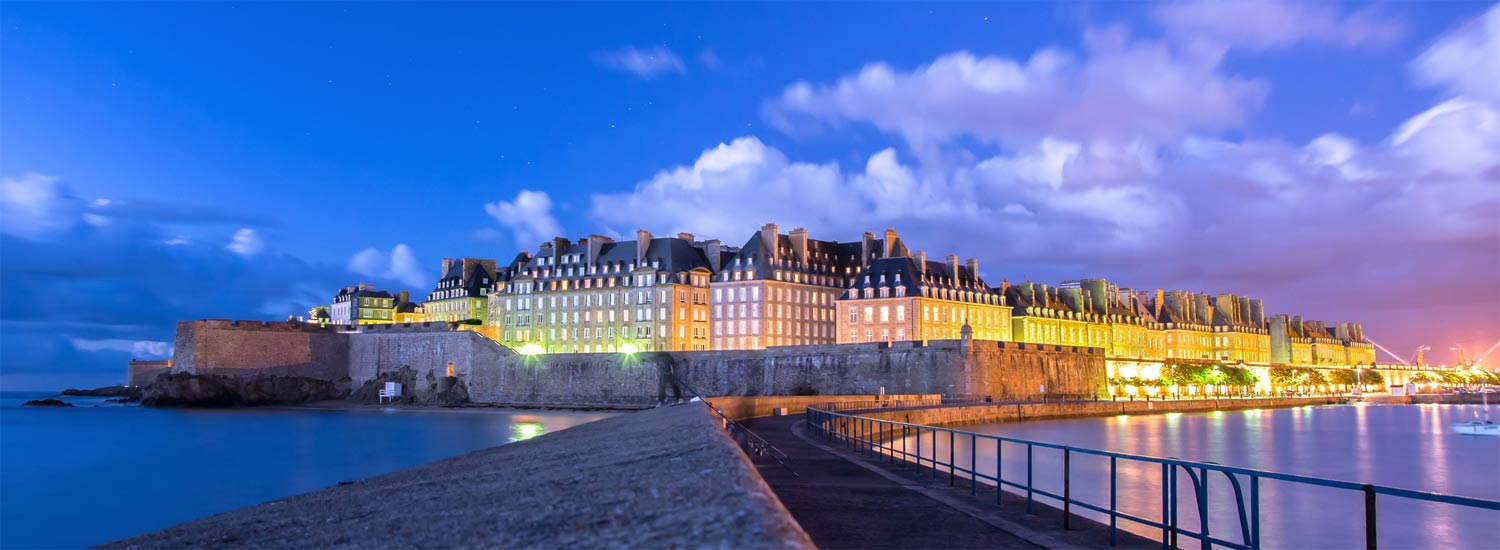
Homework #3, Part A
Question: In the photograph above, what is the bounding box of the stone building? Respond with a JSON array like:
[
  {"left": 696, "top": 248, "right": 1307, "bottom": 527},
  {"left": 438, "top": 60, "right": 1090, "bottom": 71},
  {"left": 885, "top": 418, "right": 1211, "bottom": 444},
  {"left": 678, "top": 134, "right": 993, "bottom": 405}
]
[
  {"left": 711, "top": 224, "right": 902, "bottom": 350},
  {"left": 488, "top": 231, "right": 716, "bottom": 353},
  {"left": 1208, "top": 293, "right": 1270, "bottom": 363},
  {"left": 393, "top": 290, "right": 424, "bottom": 323},
  {"left": 424, "top": 258, "right": 497, "bottom": 323},
  {"left": 1004, "top": 281, "right": 1104, "bottom": 349},
  {"left": 329, "top": 283, "right": 396, "bottom": 325},
  {"left": 835, "top": 251, "right": 1010, "bottom": 344}
]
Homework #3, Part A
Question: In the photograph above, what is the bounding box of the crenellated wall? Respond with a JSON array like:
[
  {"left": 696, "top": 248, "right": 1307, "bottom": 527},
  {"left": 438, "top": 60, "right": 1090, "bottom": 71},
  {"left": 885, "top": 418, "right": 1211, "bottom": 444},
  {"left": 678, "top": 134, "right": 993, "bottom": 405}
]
[{"left": 167, "top": 320, "right": 1107, "bottom": 406}]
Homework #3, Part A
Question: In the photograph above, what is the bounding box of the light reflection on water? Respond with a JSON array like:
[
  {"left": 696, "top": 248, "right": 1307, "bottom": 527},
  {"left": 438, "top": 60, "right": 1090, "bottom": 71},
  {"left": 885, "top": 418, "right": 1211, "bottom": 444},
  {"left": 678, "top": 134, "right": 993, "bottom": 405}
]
[
  {"left": 897, "top": 404, "right": 1500, "bottom": 549},
  {"left": 0, "top": 395, "right": 610, "bottom": 548}
]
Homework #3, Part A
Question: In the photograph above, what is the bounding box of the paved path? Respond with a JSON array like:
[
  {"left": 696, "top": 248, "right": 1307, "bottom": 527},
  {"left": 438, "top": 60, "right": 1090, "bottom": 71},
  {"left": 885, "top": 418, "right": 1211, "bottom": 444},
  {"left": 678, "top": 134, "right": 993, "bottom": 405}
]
[{"left": 743, "top": 414, "right": 1157, "bottom": 550}]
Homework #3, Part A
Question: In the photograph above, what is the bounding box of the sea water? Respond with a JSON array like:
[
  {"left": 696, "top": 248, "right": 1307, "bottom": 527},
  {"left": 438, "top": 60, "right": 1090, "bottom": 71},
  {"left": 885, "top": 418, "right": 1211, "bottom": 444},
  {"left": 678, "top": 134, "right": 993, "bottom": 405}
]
[{"left": 0, "top": 392, "right": 610, "bottom": 548}]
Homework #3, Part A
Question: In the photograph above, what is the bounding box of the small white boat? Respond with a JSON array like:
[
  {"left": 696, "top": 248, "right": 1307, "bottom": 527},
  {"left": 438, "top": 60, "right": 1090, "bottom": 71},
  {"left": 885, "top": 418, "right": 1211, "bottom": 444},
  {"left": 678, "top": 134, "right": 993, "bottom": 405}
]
[
  {"left": 1451, "top": 393, "right": 1498, "bottom": 436},
  {"left": 1452, "top": 420, "right": 1499, "bottom": 436}
]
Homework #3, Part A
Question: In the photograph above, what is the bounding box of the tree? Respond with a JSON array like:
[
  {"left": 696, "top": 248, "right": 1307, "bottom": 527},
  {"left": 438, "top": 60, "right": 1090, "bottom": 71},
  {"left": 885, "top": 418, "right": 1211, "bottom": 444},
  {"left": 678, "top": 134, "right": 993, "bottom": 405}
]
[
  {"left": 1359, "top": 369, "right": 1385, "bottom": 387},
  {"left": 1329, "top": 369, "right": 1358, "bottom": 386},
  {"left": 1411, "top": 372, "right": 1439, "bottom": 384}
]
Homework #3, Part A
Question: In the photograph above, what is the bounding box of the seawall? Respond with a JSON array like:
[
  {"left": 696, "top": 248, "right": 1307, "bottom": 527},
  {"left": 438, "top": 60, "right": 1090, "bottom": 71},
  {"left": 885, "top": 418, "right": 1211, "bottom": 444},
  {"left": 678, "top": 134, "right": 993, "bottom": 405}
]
[
  {"left": 167, "top": 320, "right": 1107, "bottom": 406},
  {"left": 851, "top": 396, "right": 1343, "bottom": 428},
  {"left": 104, "top": 404, "right": 813, "bottom": 549}
]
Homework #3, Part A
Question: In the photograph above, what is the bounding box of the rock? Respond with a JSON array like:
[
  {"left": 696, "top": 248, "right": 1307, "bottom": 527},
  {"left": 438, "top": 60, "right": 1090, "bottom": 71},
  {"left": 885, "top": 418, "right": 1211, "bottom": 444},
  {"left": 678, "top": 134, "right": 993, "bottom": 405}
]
[
  {"left": 61, "top": 385, "right": 142, "bottom": 398},
  {"left": 141, "top": 373, "right": 348, "bottom": 407},
  {"left": 22, "top": 398, "right": 73, "bottom": 407},
  {"left": 350, "top": 366, "right": 469, "bottom": 406}
]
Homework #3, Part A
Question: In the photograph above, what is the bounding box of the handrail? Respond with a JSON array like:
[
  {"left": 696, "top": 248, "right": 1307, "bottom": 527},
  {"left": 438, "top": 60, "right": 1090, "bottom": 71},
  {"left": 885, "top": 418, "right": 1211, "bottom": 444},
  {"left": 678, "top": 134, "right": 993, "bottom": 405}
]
[{"left": 805, "top": 404, "right": 1499, "bottom": 549}]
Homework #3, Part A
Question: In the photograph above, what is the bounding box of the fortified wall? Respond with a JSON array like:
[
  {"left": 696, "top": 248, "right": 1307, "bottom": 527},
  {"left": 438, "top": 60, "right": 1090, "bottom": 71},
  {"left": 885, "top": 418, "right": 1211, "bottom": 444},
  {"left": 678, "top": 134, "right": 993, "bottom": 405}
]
[{"left": 169, "top": 320, "right": 1107, "bottom": 406}]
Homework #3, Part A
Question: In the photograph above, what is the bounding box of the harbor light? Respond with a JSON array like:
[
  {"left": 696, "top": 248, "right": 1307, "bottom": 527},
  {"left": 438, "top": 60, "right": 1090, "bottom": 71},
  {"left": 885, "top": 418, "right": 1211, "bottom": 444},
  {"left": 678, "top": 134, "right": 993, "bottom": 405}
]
[{"left": 518, "top": 343, "right": 545, "bottom": 355}]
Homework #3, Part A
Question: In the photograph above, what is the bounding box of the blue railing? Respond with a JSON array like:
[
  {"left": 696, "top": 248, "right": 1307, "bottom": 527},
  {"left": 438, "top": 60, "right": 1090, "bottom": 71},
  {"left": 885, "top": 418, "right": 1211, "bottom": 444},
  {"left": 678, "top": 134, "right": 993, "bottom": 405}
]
[{"left": 805, "top": 405, "right": 1500, "bottom": 549}]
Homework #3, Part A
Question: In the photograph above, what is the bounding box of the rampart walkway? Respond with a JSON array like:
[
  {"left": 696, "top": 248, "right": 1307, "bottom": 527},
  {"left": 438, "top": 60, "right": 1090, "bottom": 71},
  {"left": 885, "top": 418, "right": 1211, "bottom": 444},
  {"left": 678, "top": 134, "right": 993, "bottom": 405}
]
[{"left": 743, "top": 414, "right": 1157, "bottom": 549}]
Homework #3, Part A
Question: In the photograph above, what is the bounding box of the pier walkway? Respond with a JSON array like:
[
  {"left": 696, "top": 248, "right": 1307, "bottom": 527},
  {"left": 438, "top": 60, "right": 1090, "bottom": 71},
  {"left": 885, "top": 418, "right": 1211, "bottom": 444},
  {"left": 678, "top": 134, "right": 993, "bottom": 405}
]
[{"left": 743, "top": 413, "right": 1156, "bottom": 550}]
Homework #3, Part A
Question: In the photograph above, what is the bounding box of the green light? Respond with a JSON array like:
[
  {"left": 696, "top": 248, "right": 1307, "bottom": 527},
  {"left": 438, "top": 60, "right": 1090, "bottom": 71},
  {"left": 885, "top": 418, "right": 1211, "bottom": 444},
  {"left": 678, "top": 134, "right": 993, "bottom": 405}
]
[
  {"left": 518, "top": 343, "right": 545, "bottom": 355},
  {"left": 511, "top": 422, "right": 544, "bottom": 442},
  {"left": 620, "top": 343, "right": 639, "bottom": 355}
]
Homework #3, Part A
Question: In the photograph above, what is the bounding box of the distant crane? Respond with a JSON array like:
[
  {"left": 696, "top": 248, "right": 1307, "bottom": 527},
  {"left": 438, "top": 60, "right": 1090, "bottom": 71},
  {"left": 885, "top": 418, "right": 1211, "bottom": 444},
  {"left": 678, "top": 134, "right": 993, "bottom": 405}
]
[
  {"left": 1451, "top": 346, "right": 1470, "bottom": 368},
  {"left": 1414, "top": 345, "right": 1431, "bottom": 367}
]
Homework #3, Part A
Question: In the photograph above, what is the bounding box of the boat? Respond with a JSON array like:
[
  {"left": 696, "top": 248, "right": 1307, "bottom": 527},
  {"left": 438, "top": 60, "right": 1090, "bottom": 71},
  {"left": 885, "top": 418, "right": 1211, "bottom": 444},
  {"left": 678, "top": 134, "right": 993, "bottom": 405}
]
[{"left": 1451, "top": 393, "right": 1498, "bottom": 436}]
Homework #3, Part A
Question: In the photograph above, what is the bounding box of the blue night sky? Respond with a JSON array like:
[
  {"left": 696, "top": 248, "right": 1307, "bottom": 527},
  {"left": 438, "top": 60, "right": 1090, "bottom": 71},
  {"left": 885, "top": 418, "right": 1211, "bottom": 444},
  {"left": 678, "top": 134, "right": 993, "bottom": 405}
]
[{"left": 3, "top": 2, "right": 1497, "bottom": 389}]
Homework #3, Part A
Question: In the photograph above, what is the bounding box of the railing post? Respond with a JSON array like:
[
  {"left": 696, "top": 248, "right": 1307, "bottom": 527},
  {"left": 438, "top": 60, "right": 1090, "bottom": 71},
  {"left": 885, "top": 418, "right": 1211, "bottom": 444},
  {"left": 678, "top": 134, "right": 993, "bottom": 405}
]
[
  {"left": 1364, "top": 484, "right": 1377, "bottom": 550},
  {"left": 1110, "top": 456, "right": 1118, "bottom": 547},
  {"left": 1026, "top": 444, "right": 1034, "bottom": 514},
  {"left": 1064, "top": 448, "right": 1072, "bottom": 530},
  {"left": 971, "top": 434, "right": 978, "bottom": 495},
  {"left": 996, "top": 439, "right": 1004, "bottom": 507},
  {"left": 1161, "top": 463, "right": 1170, "bottom": 549},
  {"left": 1250, "top": 475, "right": 1260, "bottom": 549},
  {"left": 949, "top": 431, "right": 956, "bottom": 486}
]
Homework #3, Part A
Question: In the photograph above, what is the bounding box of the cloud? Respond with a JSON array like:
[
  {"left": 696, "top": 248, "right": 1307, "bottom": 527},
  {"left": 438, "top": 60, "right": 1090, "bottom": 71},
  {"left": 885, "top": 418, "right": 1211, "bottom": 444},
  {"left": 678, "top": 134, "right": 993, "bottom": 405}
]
[
  {"left": 66, "top": 337, "right": 172, "bottom": 359},
  {"left": 348, "top": 244, "right": 428, "bottom": 289},
  {"left": 1152, "top": 0, "right": 1405, "bottom": 52},
  {"left": 1, "top": 175, "right": 354, "bottom": 389},
  {"left": 592, "top": 46, "right": 686, "bottom": 78},
  {"left": 765, "top": 34, "right": 1266, "bottom": 158},
  {"left": 225, "top": 227, "right": 264, "bottom": 257},
  {"left": 1413, "top": 5, "right": 1500, "bottom": 103},
  {"left": 1, "top": 172, "right": 78, "bottom": 239},
  {"left": 484, "top": 189, "right": 564, "bottom": 249}
]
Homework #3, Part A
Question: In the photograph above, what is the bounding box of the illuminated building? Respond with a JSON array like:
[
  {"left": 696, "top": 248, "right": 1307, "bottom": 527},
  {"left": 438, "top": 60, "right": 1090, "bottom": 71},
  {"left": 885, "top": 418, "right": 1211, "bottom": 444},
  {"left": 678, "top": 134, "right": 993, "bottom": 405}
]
[
  {"left": 1005, "top": 281, "right": 1103, "bottom": 348},
  {"left": 489, "top": 231, "right": 715, "bottom": 353},
  {"left": 1208, "top": 294, "right": 1271, "bottom": 363},
  {"left": 835, "top": 251, "right": 1010, "bottom": 344},
  {"left": 712, "top": 224, "right": 902, "bottom": 350},
  {"left": 423, "top": 258, "right": 497, "bottom": 323},
  {"left": 330, "top": 283, "right": 396, "bottom": 325}
]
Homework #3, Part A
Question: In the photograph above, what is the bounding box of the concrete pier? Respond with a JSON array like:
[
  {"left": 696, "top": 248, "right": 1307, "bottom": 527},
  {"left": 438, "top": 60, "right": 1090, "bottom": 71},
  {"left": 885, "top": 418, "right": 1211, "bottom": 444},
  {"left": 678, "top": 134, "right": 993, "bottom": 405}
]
[{"left": 104, "top": 405, "right": 812, "bottom": 549}]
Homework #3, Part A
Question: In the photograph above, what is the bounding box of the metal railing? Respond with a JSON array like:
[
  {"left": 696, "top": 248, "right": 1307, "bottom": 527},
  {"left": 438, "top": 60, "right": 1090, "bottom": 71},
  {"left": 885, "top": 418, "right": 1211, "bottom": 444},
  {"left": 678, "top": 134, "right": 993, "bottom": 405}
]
[{"left": 806, "top": 405, "right": 1499, "bottom": 549}]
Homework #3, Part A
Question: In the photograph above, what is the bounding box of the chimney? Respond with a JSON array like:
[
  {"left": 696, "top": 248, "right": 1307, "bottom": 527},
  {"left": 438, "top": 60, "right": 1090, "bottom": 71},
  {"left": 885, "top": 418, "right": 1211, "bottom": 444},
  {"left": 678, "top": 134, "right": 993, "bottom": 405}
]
[
  {"left": 1001, "top": 279, "right": 1010, "bottom": 294},
  {"left": 704, "top": 239, "right": 722, "bottom": 272},
  {"left": 677, "top": 232, "right": 694, "bottom": 242},
  {"left": 635, "top": 229, "right": 652, "bottom": 263},
  {"left": 860, "top": 232, "right": 875, "bottom": 268},
  {"left": 760, "top": 223, "right": 779, "bottom": 262},
  {"left": 397, "top": 290, "right": 409, "bottom": 304},
  {"left": 789, "top": 227, "right": 808, "bottom": 265},
  {"left": 883, "top": 228, "right": 899, "bottom": 258},
  {"left": 441, "top": 257, "right": 453, "bottom": 277},
  {"left": 914, "top": 251, "right": 927, "bottom": 275},
  {"left": 552, "top": 237, "right": 570, "bottom": 259},
  {"left": 587, "top": 234, "right": 612, "bottom": 264},
  {"left": 965, "top": 258, "right": 978, "bottom": 279},
  {"left": 945, "top": 254, "right": 959, "bottom": 281}
]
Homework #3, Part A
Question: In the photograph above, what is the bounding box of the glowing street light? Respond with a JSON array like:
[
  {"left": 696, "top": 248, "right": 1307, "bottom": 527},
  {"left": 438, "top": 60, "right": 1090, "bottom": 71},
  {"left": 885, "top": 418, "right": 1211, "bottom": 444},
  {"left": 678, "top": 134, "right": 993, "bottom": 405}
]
[
  {"left": 620, "top": 343, "right": 639, "bottom": 355},
  {"left": 518, "top": 343, "right": 545, "bottom": 355}
]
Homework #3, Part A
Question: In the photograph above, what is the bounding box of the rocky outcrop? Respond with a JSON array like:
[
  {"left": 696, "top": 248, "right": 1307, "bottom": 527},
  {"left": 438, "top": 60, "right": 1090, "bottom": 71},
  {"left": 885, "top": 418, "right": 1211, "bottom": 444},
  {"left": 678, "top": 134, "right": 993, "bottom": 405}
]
[
  {"left": 62, "top": 385, "right": 142, "bottom": 399},
  {"left": 23, "top": 398, "right": 73, "bottom": 407},
  {"left": 141, "top": 373, "right": 349, "bottom": 407},
  {"left": 350, "top": 366, "right": 469, "bottom": 406}
]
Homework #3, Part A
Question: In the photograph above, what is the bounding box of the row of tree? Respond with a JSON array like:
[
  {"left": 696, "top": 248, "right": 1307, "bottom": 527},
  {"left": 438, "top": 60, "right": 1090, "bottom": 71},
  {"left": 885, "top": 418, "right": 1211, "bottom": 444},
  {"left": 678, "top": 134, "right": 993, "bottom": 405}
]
[
  {"left": 1410, "top": 369, "right": 1500, "bottom": 387},
  {"left": 1109, "top": 363, "right": 1260, "bottom": 393}
]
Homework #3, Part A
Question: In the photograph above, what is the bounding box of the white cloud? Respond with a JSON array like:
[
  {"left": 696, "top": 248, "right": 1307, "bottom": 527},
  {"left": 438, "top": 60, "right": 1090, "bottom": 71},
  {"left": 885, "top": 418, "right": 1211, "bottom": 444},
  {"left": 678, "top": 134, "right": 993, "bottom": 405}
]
[
  {"left": 484, "top": 189, "right": 564, "bottom": 250},
  {"left": 592, "top": 46, "right": 686, "bottom": 78},
  {"left": 348, "top": 244, "right": 428, "bottom": 289},
  {"left": 1153, "top": 0, "right": 1405, "bottom": 52},
  {"left": 0, "top": 172, "right": 77, "bottom": 238},
  {"left": 225, "top": 228, "right": 264, "bottom": 257},
  {"left": 1413, "top": 5, "right": 1500, "bottom": 103},
  {"left": 766, "top": 38, "right": 1266, "bottom": 157},
  {"left": 67, "top": 337, "right": 173, "bottom": 359}
]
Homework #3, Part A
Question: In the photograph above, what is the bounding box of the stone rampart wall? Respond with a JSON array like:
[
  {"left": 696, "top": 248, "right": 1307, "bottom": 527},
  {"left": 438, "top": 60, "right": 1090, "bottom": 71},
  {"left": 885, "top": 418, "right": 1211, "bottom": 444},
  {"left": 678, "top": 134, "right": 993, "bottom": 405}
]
[
  {"left": 851, "top": 396, "right": 1340, "bottom": 428},
  {"left": 170, "top": 320, "right": 350, "bottom": 384},
  {"left": 706, "top": 394, "right": 942, "bottom": 420},
  {"left": 126, "top": 360, "right": 171, "bottom": 387}
]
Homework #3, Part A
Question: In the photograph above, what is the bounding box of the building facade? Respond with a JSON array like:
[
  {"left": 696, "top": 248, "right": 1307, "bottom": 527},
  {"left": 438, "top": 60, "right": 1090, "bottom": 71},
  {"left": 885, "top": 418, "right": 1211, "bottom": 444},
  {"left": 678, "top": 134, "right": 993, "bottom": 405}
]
[
  {"left": 424, "top": 258, "right": 497, "bottom": 323},
  {"left": 329, "top": 283, "right": 396, "bottom": 325},
  {"left": 711, "top": 225, "right": 905, "bottom": 350},
  {"left": 835, "top": 252, "right": 1010, "bottom": 344},
  {"left": 489, "top": 232, "right": 715, "bottom": 353}
]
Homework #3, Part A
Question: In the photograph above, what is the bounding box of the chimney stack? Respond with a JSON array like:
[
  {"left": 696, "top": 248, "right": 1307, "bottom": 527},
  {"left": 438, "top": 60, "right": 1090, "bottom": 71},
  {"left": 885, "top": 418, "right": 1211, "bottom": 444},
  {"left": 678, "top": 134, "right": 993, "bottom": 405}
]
[
  {"left": 789, "top": 227, "right": 808, "bottom": 265},
  {"left": 860, "top": 232, "right": 875, "bottom": 268},
  {"left": 965, "top": 258, "right": 978, "bottom": 280},
  {"left": 760, "top": 223, "right": 779, "bottom": 261},
  {"left": 677, "top": 232, "right": 694, "bottom": 242},
  {"left": 914, "top": 251, "right": 927, "bottom": 275},
  {"left": 883, "top": 228, "right": 899, "bottom": 258},
  {"left": 704, "top": 240, "right": 723, "bottom": 272},
  {"left": 946, "top": 254, "right": 959, "bottom": 281},
  {"left": 552, "top": 237, "right": 570, "bottom": 259},
  {"left": 635, "top": 229, "right": 652, "bottom": 263},
  {"left": 441, "top": 258, "right": 453, "bottom": 277}
]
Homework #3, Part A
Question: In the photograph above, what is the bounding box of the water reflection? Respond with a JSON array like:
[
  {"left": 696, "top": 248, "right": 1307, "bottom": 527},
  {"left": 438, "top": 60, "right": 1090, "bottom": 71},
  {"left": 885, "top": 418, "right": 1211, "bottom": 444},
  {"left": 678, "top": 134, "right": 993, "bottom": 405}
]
[
  {"left": 895, "top": 404, "right": 1499, "bottom": 549},
  {"left": 510, "top": 421, "right": 545, "bottom": 442}
]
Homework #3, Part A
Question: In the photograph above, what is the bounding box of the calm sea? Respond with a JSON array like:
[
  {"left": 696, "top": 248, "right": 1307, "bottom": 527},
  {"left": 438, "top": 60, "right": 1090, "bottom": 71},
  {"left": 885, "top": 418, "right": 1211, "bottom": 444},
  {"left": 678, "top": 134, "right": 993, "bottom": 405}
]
[
  {"left": 909, "top": 403, "right": 1500, "bottom": 549},
  {"left": 0, "top": 392, "right": 610, "bottom": 548}
]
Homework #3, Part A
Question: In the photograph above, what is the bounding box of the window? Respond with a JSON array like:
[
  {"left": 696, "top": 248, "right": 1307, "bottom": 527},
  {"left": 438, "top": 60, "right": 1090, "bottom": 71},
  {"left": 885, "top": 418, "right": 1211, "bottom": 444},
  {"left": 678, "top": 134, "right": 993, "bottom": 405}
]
[
  {"left": 849, "top": 309, "right": 858, "bottom": 324},
  {"left": 863, "top": 307, "right": 873, "bottom": 323},
  {"left": 880, "top": 306, "right": 889, "bottom": 322},
  {"left": 896, "top": 306, "right": 905, "bottom": 321}
]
